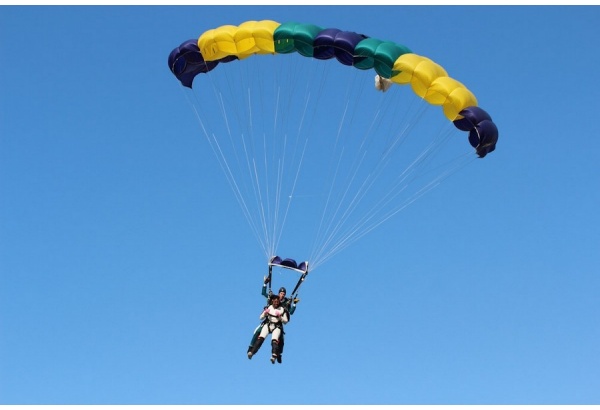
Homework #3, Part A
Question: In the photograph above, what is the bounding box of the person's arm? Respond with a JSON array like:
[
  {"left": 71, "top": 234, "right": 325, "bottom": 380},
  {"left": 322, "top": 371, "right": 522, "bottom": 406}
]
[
  {"left": 280, "top": 308, "right": 289, "bottom": 324},
  {"left": 262, "top": 280, "right": 269, "bottom": 298}
]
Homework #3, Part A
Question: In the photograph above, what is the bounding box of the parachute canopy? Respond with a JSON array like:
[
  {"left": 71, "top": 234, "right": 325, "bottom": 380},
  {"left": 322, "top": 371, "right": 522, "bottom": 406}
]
[
  {"left": 168, "top": 19, "right": 498, "bottom": 157},
  {"left": 168, "top": 20, "right": 500, "bottom": 271}
]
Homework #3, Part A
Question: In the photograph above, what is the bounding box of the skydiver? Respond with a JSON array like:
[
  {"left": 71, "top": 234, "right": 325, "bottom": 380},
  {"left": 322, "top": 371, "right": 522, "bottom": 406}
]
[
  {"left": 260, "top": 279, "right": 299, "bottom": 363},
  {"left": 262, "top": 279, "right": 299, "bottom": 316},
  {"left": 247, "top": 294, "right": 288, "bottom": 364}
]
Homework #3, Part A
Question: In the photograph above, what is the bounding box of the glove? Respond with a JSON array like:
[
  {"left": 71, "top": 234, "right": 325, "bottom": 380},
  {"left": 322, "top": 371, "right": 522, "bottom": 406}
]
[
  {"left": 263, "top": 276, "right": 270, "bottom": 284},
  {"left": 293, "top": 298, "right": 300, "bottom": 304}
]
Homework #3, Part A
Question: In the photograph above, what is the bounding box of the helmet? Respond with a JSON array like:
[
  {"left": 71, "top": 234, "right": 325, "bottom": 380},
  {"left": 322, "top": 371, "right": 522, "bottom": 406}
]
[{"left": 278, "top": 287, "right": 287, "bottom": 294}]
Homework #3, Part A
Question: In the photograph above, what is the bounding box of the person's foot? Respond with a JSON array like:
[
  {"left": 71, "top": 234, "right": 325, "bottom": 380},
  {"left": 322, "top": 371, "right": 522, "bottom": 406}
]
[{"left": 247, "top": 352, "right": 253, "bottom": 360}]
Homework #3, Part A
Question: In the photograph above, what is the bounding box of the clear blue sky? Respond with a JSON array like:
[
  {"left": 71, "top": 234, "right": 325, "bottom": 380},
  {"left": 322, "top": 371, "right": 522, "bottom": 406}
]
[{"left": 1, "top": 4, "right": 599, "bottom": 405}]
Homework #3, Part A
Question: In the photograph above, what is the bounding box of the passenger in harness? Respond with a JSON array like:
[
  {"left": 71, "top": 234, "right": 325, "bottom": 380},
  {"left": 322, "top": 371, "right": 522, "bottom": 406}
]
[
  {"left": 262, "top": 282, "right": 298, "bottom": 316},
  {"left": 247, "top": 257, "right": 307, "bottom": 363},
  {"left": 247, "top": 294, "right": 288, "bottom": 363}
]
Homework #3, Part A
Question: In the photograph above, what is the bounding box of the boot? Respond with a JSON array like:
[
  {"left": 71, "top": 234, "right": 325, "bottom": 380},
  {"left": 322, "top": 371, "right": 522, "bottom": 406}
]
[
  {"left": 248, "top": 337, "right": 264, "bottom": 360},
  {"left": 270, "top": 340, "right": 279, "bottom": 364}
]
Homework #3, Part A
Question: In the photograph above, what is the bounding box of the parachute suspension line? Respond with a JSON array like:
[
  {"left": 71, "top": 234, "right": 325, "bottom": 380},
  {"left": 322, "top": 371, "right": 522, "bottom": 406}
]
[
  {"left": 223, "top": 60, "right": 293, "bottom": 260},
  {"left": 321, "top": 106, "right": 399, "bottom": 244},
  {"left": 264, "top": 84, "right": 287, "bottom": 258},
  {"left": 255, "top": 60, "right": 302, "bottom": 260},
  {"left": 310, "top": 99, "right": 353, "bottom": 260},
  {"left": 248, "top": 88, "right": 280, "bottom": 261},
  {"left": 310, "top": 89, "right": 465, "bottom": 269},
  {"left": 311, "top": 144, "right": 383, "bottom": 267},
  {"left": 269, "top": 157, "right": 283, "bottom": 258},
  {"left": 308, "top": 79, "right": 371, "bottom": 267},
  {"left": 242, "top": 84, "right": 271, "bottom": 258},
  {"left": 240, "top": 118, "right": 273, "bottom": 257},
  {"left": 279, "top": 81, "right": 314, "bottom": 242},
  {"left": 271, "top": 134, "right": 307, "bottom": 261},
  {"left": 249, "top": 78, "right": 292, "bottom": 261},
  {"left": 311, "top": 123, "right": 476, "bottom": 269},
  {"left": 309, "top": 69, "right": 371, "bottom": 263},
  {"left": 269, "top": 86, "right": 286, "bottom": 258},
  {"left": 310, "top": 80, "right": 408, "bottom": 267},
  {"left": 388, "top": 124, "right": 477, "bottom": 209},
  {"left": 268, "top": 55, "right": 325, "bottom": 260},
  {"left": 310, "top": 145, "right": 348, "bottom": 266},
  {"left": 250, "top": 156, "right": 270, "bottom": 257},
  {"left": 263, "top": 81, "right": 280, "bottom": 258},
  {"left": 269, "top": 139, "right": 286, "bottom": 258},
  {"left": 216, "top": 62, "right": 270, "bottom": 258},
  {"left": 206, "top": 63, "right": 277, "bottom": 258},
  {"left": 183, "top": 84, "right": 270, "bottom": 256},
  {"left": 349, "top": 153, "right": 473, "bottom": 250},
  {"left": 311, "top": 152, "right": 368, "bottom": 268},
  {"left": 309, "top": 70, "right": 394, "bottom": 258},
  {"left": 271, "top": 89, "right": 314, "bottom": 258},
  {"left": 258, "top": 54, "right": 319, "bottom": 260},
  {"left": 310, "top": 162, "right": 427, "bottom": 269}
]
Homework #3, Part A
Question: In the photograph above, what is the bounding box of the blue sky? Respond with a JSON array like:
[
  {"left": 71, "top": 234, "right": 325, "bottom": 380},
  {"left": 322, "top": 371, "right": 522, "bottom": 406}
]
[{"left": 1, "top": 4, "right": 599, "bottom": 405}]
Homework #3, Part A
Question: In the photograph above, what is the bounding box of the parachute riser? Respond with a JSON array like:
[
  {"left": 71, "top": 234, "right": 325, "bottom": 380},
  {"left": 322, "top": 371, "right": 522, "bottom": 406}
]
[
  {"left": 267, "top": 264, "right": 273, "bottom": 294},
  {"left": 290, "top": 270, "right": 308, "bottom": 300},
  {"left": 268, "top": 256, "right": 309, "bottom": 300}
]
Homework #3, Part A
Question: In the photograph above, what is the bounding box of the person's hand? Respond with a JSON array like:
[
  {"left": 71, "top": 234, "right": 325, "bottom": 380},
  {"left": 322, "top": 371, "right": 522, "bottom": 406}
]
[{"left": 274, "top": 310, "right": 281, "bottom": 317}]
